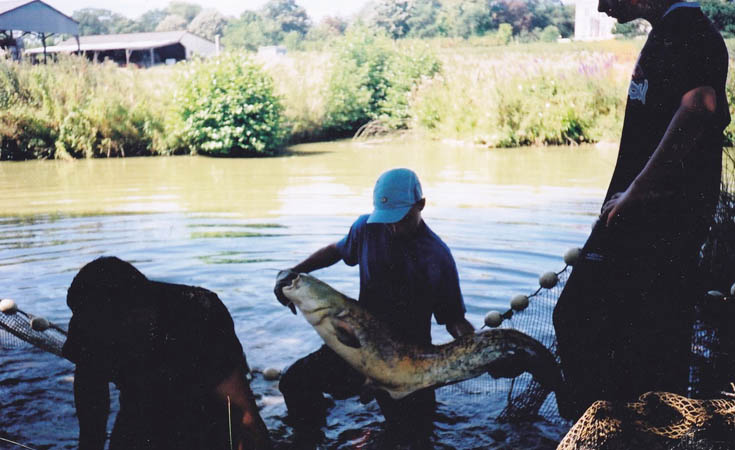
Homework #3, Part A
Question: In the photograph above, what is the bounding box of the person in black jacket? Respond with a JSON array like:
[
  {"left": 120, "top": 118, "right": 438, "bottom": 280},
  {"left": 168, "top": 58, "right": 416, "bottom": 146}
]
[
  {"left": 553, "top": 0, "right": 730, "bottom": 420},
  {"left": 63, "top": 256, "right": 271, "bottom": 450}
]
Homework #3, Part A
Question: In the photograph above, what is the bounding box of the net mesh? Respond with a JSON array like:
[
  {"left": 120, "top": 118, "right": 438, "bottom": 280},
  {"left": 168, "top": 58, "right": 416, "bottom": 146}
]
[
  {"left": 0, "top": 307, "right": 66, "bottom": 357},
  {"left": 440, "top": 267, "right": 569, "bottom": 423},
  {"left": 556, "top": 392, "right": 735, "bottom": 449}
]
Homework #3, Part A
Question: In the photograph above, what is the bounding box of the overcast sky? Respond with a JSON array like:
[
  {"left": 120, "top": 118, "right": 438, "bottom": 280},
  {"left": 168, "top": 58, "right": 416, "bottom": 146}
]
[{"left": 47, "top": 0, "right": 368, "bottom": 21}]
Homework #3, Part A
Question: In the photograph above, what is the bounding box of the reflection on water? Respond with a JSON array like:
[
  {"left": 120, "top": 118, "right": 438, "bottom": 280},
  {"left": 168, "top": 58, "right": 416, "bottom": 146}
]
[
  {"left": 0, "top": 139, "right": 617, "bottom": 217},
  {"left": 0, "top": 139, "right": 616, "bottom": 449}
]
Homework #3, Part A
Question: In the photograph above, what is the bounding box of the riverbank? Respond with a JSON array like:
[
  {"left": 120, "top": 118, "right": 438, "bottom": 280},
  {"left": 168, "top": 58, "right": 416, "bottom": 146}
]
[{"left": 2, "top": 38, "right": 734, "bottom": 160}]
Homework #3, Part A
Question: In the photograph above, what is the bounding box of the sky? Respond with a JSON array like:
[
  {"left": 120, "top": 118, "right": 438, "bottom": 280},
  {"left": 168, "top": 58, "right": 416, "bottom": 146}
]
[{"left": 47, "top": 0, "right": 369, "bottom": 21}]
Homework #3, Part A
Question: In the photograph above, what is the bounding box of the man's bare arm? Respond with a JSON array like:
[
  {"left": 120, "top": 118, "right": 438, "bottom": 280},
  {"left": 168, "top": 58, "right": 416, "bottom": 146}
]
[
  {"left": 603, "top": 85, "right": 718, "bottom": 225},
  {"left": 214, "top": 367, "right": 271, "bottom": 450},
  {"left": 291, "top": 243, "right": 342, "bottom": 273},
  {"left": 446, "top": 317, "right": 475, "bottom": 339}
]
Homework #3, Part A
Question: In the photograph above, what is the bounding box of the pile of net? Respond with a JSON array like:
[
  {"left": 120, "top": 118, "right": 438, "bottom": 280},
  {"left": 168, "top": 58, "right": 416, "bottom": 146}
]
[{"left": 557, "top": 392, "right": 735, "bottom": 450}]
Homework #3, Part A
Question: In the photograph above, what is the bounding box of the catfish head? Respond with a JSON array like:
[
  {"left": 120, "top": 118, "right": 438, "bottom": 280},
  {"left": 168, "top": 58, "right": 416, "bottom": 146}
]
[{"left": 281, "top": 271, "right": 364, "bottom": 349}]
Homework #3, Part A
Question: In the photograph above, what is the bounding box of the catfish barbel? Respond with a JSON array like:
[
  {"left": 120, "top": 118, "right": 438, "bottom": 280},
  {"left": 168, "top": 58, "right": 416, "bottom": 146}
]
[{"left": 281, "top": 271, "right": 563, "bottom": 400}]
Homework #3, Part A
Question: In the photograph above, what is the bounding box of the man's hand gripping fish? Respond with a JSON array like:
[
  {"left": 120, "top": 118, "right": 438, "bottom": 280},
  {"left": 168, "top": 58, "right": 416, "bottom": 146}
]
[{"left": 280, "top": 271, "right": 563, "bottom": 400}]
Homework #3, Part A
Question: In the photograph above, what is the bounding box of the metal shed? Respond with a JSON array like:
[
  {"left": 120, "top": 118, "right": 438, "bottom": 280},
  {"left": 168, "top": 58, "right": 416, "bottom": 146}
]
[
  {"left": 0, "top": 0, "right": 79, "bottom": 61},
  {"left": 25, "top": 31, "right": 218, "bottom": 67}
]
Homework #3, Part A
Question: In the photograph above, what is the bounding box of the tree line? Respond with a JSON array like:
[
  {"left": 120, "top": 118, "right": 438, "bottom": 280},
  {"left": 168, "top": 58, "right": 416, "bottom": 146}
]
[
  {"left": 68, "top": 0, "right": 735, "bottom": 48},
  {"left": 69, "top": 0, "right": 575, "bottom": 48}
]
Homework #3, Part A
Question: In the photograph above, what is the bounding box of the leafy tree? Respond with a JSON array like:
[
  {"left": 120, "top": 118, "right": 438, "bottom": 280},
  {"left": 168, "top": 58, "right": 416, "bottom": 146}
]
[
  {"left": 702, "top": 0, "right": 735, "bottom": 37},
  {"left": 187, "top": 9, "right": 227, "bottom": 40},
  {"left": 72, "top": 8, "right": 135, "bottom": 35},
  {"left": 406, "top": 0, "right": 445, "bottom": 38},
  {"left": 222, "top": 11, "right": 276, "bottom": 50},
  {"left": 324, "top": 26, "right": 441, "bottom": 133},
  {"left": 167, "top": 2, "right": 202, "bottom": 23},
  {"left": 134, "top": 9, "right": 168, "bottom": 32},
  {"left": 302, "top": 17, "right": 348, "bottom": 50},
  {"left": 261, "top": 0, "right": 311, "bottom": 36},
  {"left": 320, "top": 16, "right": 349, "bottom": 35},
  {"left": 495, "top": 22, "right": 513, "bottom": 44},
  {"left": 536, "top": 1, "right": 574, "bottom": 38},
  {"left": 369, "top": 0, "right": 413, "bottom": 39},
  {"left": 454, "top": 0, "right": 496, "bottom": 37},
  {"left": 539, "top": 24, "right": 560, "bottom": 42},
  {"left": 613, "top": 18, "right": 650, "bottom": 37},
  {"left": 156, "top": 14, "right": 188, "bottom": 32}
]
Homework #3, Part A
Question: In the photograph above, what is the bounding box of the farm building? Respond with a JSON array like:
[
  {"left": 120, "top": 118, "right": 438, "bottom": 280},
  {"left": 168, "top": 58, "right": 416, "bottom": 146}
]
[
  {"left": 0, "top": 0, "right": 79, "bottom": 61},
  {"left": 25, "top": 30, "right": 218, "bottom": 66},
  {"left": 574, "top": 0, "right": 617, "bottom": 40}
]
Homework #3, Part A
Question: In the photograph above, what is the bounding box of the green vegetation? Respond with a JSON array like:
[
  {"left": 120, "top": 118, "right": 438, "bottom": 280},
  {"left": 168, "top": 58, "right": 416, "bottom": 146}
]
[
  {"left": 408, "top": 40, "right": 634, "bottom": 146},
  {"left": 62, "top": 0, "right": 735, "bottom": 46},
  {"left": 323, "top": 27, "right": 442, "bottom": 135},
  {"left": 65, "top": 0, "right": 574, "bottom": 48},
  {"left": 174, "top": 52, "right": 287, "bottom": 156},
  {"left": 3, "top": 34, "right": 735, "bottom": 159},
  {"left": 0, "top": 57, "right": 170, "bottom": 160}
]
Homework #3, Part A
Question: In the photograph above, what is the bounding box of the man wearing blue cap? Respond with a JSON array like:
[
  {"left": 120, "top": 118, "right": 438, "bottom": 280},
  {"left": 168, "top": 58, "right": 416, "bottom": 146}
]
[{"left": 274, "top": 168, "right": 474, "bottom": 443}]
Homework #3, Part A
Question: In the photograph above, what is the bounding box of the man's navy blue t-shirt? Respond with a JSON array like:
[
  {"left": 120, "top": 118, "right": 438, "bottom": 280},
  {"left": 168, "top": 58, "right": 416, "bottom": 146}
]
[{"left": 335, "top": 214, "right": 466, "bottom": 346}]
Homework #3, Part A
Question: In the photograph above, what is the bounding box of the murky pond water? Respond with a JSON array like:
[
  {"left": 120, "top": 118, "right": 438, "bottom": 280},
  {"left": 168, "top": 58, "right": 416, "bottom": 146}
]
[{"left": 0, "top": 138, "right": 617, "bottom": 449}]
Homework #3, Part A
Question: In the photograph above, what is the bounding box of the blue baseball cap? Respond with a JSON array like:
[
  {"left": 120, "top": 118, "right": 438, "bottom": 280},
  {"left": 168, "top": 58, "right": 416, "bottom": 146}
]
[{"left": 367, "top": 168, "right": 423, "bottom": 224}]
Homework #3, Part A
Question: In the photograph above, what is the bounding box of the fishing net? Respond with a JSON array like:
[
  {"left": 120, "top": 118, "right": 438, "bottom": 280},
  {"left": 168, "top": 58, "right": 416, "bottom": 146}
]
[
  {"left": 0, "top": 303, "right": 66, "bottom": 357},
  {"left": 556, "top": 392, "right": 735, "bottom": 449},
  {"left": 2, "top": 164, "right": 735, "bottom": 434},
  {"left": 442, "top": 173, "right": 735, "bottom": 427},
  {"left": 441, "top": 266, "right": 570, "bottom": 423}
]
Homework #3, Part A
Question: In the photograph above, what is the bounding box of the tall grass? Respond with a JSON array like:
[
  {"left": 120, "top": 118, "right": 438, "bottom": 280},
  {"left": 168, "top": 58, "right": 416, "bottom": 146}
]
[
  {"left": 410, "top": 43, "right": 634, "bottom": 146},
  {"left": 2, "top": 39, "right": 735, "bottom": 159},
  {"left": 0, "top": 56, "right": 175, "bottom": 160}
]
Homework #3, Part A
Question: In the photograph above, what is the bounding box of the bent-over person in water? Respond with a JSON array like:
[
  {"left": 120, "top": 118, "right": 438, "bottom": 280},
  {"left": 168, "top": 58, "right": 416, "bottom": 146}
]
[
  {"left": 274, "top": 168, "right": 475, "bottom": 445},
  {"left": 553, "top": 0, "right": 730, "bottom": 420},
  {"left": 63, "top": 257, "right": 270, "bottom": 450}
]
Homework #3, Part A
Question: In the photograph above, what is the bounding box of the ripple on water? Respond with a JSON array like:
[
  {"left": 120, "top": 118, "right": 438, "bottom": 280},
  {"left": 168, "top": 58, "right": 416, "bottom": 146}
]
[{"left": 0, "top": 142, "right": 613, "bottom": 447}]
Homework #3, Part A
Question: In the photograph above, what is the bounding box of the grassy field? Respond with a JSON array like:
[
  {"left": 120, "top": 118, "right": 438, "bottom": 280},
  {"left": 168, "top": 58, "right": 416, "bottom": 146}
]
[{"left": 2, "top": 38, "right": 733, "bottom": 159}]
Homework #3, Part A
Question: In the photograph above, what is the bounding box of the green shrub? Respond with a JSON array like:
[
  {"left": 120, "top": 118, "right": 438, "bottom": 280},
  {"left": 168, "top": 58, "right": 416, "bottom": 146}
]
[
  {"left": 0, "top": 107, "right": 57, "bottom": 160},
  {"left": 175, "top": 53, "right": 288, "bottom": 156},
  {"left": 496, "top": 23, "right": 513, "bottom": 45},
  {"left": 539, "top": 25, "right": 561, "bottom": 43},
  {"left": 323, "top": 27, "right": 441, "bottom": 134}
]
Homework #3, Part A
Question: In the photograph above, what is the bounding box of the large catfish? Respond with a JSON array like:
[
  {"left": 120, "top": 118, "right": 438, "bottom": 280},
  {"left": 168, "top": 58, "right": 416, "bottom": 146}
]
[{"left": 280, "top": 271, "right": 563, "bottom": 400}]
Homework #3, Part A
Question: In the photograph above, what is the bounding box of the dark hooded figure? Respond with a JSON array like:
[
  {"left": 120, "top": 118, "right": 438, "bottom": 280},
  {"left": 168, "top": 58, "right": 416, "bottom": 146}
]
[{"left": 63, "top": 256, "right": 270, "bottom": 450}]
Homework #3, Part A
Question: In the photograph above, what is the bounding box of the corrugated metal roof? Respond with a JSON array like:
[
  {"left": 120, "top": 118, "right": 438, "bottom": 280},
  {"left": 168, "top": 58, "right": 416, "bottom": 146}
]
[
  {"left": 0, "top": 0, "right": 78, "bottom": 35},
  {"left": 24, "top": 30, "right": 208, "bottom": 54},
  {"left": 0, "top": 0, "right": 32, "bottom": 15},
  {"left": 55, "top": 30, "right": 188, "bottom": 47}
]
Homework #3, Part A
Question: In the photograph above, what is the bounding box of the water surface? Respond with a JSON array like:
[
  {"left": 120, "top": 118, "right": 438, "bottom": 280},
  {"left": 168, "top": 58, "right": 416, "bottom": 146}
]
[{"left": 0, "top": 139, "right": 616, "bottom": 449}]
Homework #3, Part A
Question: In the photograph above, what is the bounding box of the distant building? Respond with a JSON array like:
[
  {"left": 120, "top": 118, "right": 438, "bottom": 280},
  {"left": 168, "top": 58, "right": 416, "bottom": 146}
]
[
  {"left": 257, "top": 45, "right": 287, "bottom": 59},
  {"left": 0, "top": 0, "right": 79, "bottom": 61},
  {"left": 574, "top": 0, "right": 617, "bottom": 40},
  {"left": 25, "top": 30, "right": 217, "bottom": 66}
]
